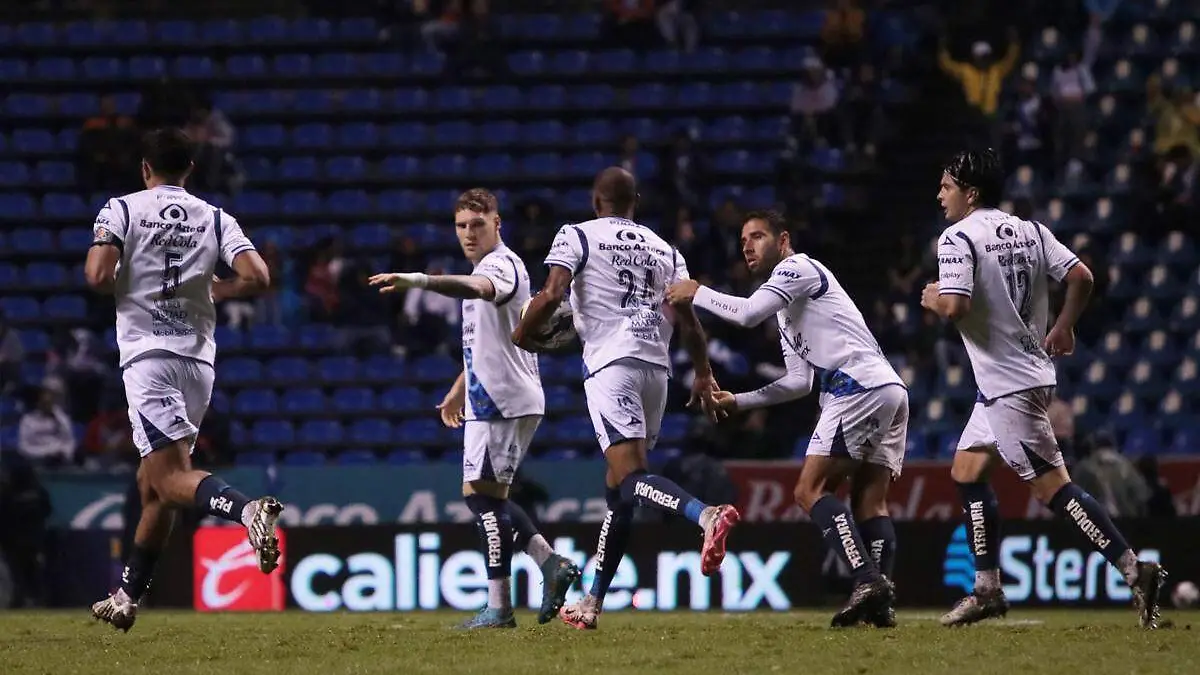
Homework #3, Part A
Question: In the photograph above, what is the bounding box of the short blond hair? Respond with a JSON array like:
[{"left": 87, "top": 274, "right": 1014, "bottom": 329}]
[{"left": 454, "top": 188, "right": 498, "bottom": 214}]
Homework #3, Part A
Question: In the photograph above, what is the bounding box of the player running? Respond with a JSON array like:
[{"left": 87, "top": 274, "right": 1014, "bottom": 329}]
[
  {"left": 667, "top": 210, "right": 907, "bottom": 627},
  {"left": 923, "top": 148, "right": 1167, "bottom": 628},
  {"left": 513, "top": 167, "right": 739, "bottom": 630},
  {"left": 85, "top": 129, "right": 282, "bottom": 631},
  {"left": 370, "top": 188, "right": 581, "bottom": 629}
]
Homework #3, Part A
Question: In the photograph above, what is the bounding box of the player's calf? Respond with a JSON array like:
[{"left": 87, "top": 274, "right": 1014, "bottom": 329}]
[
  {"left": 464, "top": 493, "right": 516, "bottom": 614},
  {"left": 504, "top": 500, "right": 581, "bottom": 623}
]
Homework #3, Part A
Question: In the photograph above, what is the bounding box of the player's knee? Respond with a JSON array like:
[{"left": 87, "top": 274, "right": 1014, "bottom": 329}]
[
  {"left": 793, "top": 477, "right": 827, "bottom": 512},
  {"left": 950, "top": 449, "right": 989, "bottom": 483}
]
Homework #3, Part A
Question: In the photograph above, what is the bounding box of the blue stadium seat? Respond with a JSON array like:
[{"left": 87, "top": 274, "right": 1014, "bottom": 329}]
[
  {"left": 527, "top": 85, "right": 565, "bottom": 109},
  {"left": 266, "top": 356, "right": 312, "bottom": 382},
  {"left": 349, "top": 223, "right": 391, "bottom": 249},
  {"left": 361, "top": 355, "right": 408, "bottom": 383},
  {"left": 0, "top": 59, "right": 28, "bottom": 81},
  {"left": 25, "top": 262, "right": 67, "bottom": 288},
  {"left": 333, "top": 387, "right": 376, "bottom": 413},
  {"left": 294, "top": 90, "right": 333, "bottom": 113},
  {"left": 350, "top": 418, "right": 392, "bottom": 445},
  {"left": 390, "top": 88, "right": 429, "bottom": 111},
  {"left": 234, "top": 389, "right": 278, "bottom": 415},
  {"left": 157, "top": 20, "right": 198, "bottom": 44},
  {"left": 282, "top": 388, "right": 326, "bottom": 415},
  {"left": 1098, "top": 330, "right": 1137, "bottom": 370},
  {"left": 0, "top": 264, "right": 18, "bottom": 287},
  {"left": 12, "top": 129, "right": 55, "bottom": 154},
  {"left": 378, "top": 189, "right": 420, "bottom": 214},
  {"left": 732, "top": 46, "right": 776, "bottom": 72},
  {"left": 508, "top": 50, "right": 543, "bottom": 75},
  {"left": 1108, "top": 392, "right": 1146, "bottom": 433},
  {"left": 337, "top": 17, "right": 377, "bottom": 41},
  {"left": 19, "top": 329, "right": 49, "bottom": 354},
  {"left": 387, "top": 449, "right": 427, "bottom": 465},
  {"left": 570, "top": 85, "right": 614, "bottom": 108},
  {"left": 7, "top": 94, "right": 51, "bottom": 117},
  {"left": 173, "top": 56, "right": 214, "bottom": 79},
  {"left": 397, "top": 418, "right": 442, "bottom": 444},
  {"left": 433, "top": 120, "right": 476, "bottom": 147},
  {"left": 1142, "top": 330, "right": 1180, "bottom": 367},
  {"left": 1160, "top": 231, "right": 1197, "bottom": 272},
  {"left": 279, "top": 156, "right": 318, "bottom": 181},
  {"left": 380, "top": 386, "right": 426, "bottom": 412},
  {"left": 236, "top": 451, "right": 275, "bottom": 467},
  {"left": 659, "top": 414, "right": 690, "bottom": 444},
  {"left": 226, "top": 55, "right": 267, "bottom": 78},
  {"left": 44, "top": 295, "right": 85, "bottom": 319},
  {"left": 412, "top": 354, "right": 458, "bottom": 382},
  {"left": 292, "top": 17, "right": 333, "bottom": 42},
  {"left": 337, "top": 124, "right": 378, "bottom": 149},
  {"left": 1159, "top": 390, "right": 1192, "bottom": 431},
  {"left": 248, "top": 325, "right": 291, "bottom": 351},
  {"left": 0, "top": 162, "right": 30, "bottom": 187},
  {"left": 1124, "top": 297, "right": 1165, "bottom": 334},
  {"left": 338, "top": 449, "right": 378, "bottom": 466},
  {"left": 324, "top": 155, "right": 365, "bottom": 180},
  {"left": 1127, "top": 360, "right": 1169, "bottom": 404},
  {"left": 318, "top": 356, "right": 361, "bottom": 383},
  {"left": 233, "top": 191, "right": 277, "bottom": 215},
  {"left": 298, "top": 420, "right": 344, "bottom": 446},
  {"left": 219, "top": 357, "right": 263, "bottom": 384},
  {"left": 1171, "top": 425, "right": 1200, "bottom": 454},
  {"left": 214, "top": 325, "right": 244, "bottom": 352},
  {"left": 1111, "top": 232, "right": 1153, "bottom": 271},
  {"left": 435, "top": 87, "right": 472, "bottom": 111},
  {"left": 365, "top": 52, "right": 405, "bottom": 77},
  {"left": 381, "top": 155, "right": 421, "bottom": 178},
  {"left": 342, "top": 89, "right": 380, "bottom": 112},
  {"left": 479, "top": 120, "right": 519, "bottom": 147},
  {"left": 273, "top": 54, "right": 312, "bottom": 78},
  {"left": 281, "top": 190, "right": 320, "bottom": 216},
  {"left": 315, "top": 53, "right": 357, "bottom": 77},
  {"left": 328, "top": 189, "right": 371, "bottom": 214},
  {"left": 566, "top": 152, "right": 606, "bottom": 178},
  {"left": 241, "top": 124, "right": 286, "bottom": 149},
  {"left": 284, "top": 450, "right": 327, "bottom": 466},
  {"left": 293, "top": 123, "right": 333, "bottom": 148},
  {"left": 63, "top": 20, "right": 105, "bottom": 46},
  {"left": 519, "top": 120, "right": 563, "bottom": 146},
  {"left": 35, "top": 161, "right": 74, "bottom": 186},
  {"left": 252, "top": 420, "right": 295, "bottom": 447},
  {"left": 428, "top": 154, "right": 467, "bottom": 178},
  {"left": 82, "top": 57, "right": 123, "bottom": 80},
  {"left": 16, "top": 23, "right": 57, "bottom": 46},
  {"left": 200, "top": 20, "right": 240, "bottom": 44},
  {"left": 473, "top": 154, "right": 514, "bottom": 176},
  {"left": 107, "top": 19, "right": 149, "bottom": 45}
]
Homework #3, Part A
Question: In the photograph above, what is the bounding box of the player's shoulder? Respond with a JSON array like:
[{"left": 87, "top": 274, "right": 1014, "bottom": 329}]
[
  {"left": 480, "top": 242, "right": 526, "bottom": 269},
  {"left": 776, "top": 252, "right": 814, "bottom": 272}
]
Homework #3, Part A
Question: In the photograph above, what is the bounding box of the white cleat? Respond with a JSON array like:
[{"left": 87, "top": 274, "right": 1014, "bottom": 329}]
[
  {"left": 246, "top": 496, "right": 284, "bottom": 573},
  {"left": 559, "top": 595, "right": 601, "bottom": 630},
  {"left": 91, "top": 589, "right": 137, "bottom": 632}
]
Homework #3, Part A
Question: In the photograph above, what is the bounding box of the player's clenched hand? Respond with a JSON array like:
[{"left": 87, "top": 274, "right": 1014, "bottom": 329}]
[
  {"left": 919, "top": 281, "right": 940, "bottom": 312},
  {"left": 712, "top": 391, "right": 738, "bottom": 415},
  {"left": 666, "top": 280, "right": 701, "bottom": 305},
  {"left": 369, "top": 272, "right": 428, "bottom": 293},
  {"left": 1044, "top": 324, "right": 1075, "bottom": 358}
]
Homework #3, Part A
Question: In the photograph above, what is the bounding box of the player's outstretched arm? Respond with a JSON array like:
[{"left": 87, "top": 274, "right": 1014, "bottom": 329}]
[
  {"left": 512, "top": 265, "right": 570, "bottom": 350},
  {"left": 213, "top": 250, "right": 271, "bottom": 302},
  {"left": 369, "top": 272, "right": 496, "bottom": 300},
  {"left": 667, "top": 280, "right": 787, "bottom": 328},
  {"left": 1045, "top": 262, "right": 1094, "bottom": 357},
  {"left": 719, "top": 352, "right": 814, "bottom": 415},
  {"left": 84, "top": 243, "right": 121, "bottom": 294}
]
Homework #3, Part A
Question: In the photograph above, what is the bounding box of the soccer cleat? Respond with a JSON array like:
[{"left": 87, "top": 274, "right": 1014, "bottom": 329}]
[
  {"left": 559, "top": 595, "right": 601, "bottom": 630},
  {"left": 456, "top": 607, "right": 517, "bottom": 629},
  {"left": 865, "top": 578, "right": 898, "bottom": 628},
  {"left": 91, "top": 589, "right": 137, "bottom": 632},
  {"left": 831, "top": 576, "right": 895, "bottom": 628},
  {"left": 537, "top": 554, "right": 582, "bottom": 624},
  {"left": 1132, "top": 561, "right": 1167, "bottom": 630},
  {"left": 940, "top": 588, "right": 1010, "bottom": 626},
  {"left": 700, "top": 505, "right": 741, "bottom": 576},
  {"left": 247, "top": 496, "right": 284, "bottom": 573}
]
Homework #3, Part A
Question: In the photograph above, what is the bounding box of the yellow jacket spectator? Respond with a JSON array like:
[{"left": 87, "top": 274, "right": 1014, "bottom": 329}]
[{"left": 939, "top": 32, "right": 1021, "bottom": 116}]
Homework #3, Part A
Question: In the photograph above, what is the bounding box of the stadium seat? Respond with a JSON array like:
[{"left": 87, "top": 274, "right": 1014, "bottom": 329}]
[
  {"left": 350, "top": 418, "right": 393, "bottom": 445},
  {"left": 387, "top": 449, "right": 427, "bottom": 465},
  {"left": 252, "top": 420, "right": 295, "bottom": 447},
  {"left": 235, "top": 451, "right": 276, "bottom": 467},
  {"left": 338, "top": 449, "right": 378, "bottom": 466},
  {"left": 298, "top": 420, "right": 345, "bottom": 446},
  {"left": 266, "top": 356, "right": 312, "bottom": 382},
  {"left": 333, "top": 387, "right": 376, "bottom": 413},
  {"left": 284, "top": 450, "right": 327, "bottom": 466},
  {"left": 43, "top": 295, "right": 85, "bottom": 319},
  {"left": 318, "top": 356, "right": 361, "bottom": 383},
  {"left": 234, "top": 389, "right": 278, "bottom": 415},
  {"left": 380, "top": 386, "right": 426, "bottom": 412},
  {"left": 282, "top": 388, "right": 326, "bottom": 415},
  {"left": 219, "top": 357, "right": 263, "bottom": 385}
]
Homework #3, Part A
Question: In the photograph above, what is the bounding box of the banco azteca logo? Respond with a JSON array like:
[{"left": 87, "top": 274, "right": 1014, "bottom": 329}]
[
  {"left": 158, "top": 203, "right": 189, "bottom": 222},
  {"left": 943, "top": 524, "right": 975, "bottom": 594}
]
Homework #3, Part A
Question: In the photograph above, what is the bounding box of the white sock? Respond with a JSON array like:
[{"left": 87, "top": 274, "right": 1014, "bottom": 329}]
[
  {"left": 525, "top": 534, "right": 555, "bottom": 567},
  {"left": 975, "top": 569, "right": 1001, "bottom": 593},
  {"left": 1119, "top": 550, "right": 1139, "bottom": 585},
  {"left": 487, "top": 577, "right": 512, "bottom": 611},
  {"left": 240, "top": 502, "right": 256, "bottom": 528}
]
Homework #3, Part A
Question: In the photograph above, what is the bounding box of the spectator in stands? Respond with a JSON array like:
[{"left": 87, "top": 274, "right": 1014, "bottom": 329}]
[
  {"left": 1072, "top": 432, "right": 1151, "bottom": 518},
  {"left": 399, "top": 259, "right": 460, "bottom": 357},
  {"left": 0, "top": 453, "right": 52, "bottom": 608},
  {"left": 656, "top": 0, "right": 700, "bottom": 53},
  {"left": 938, "top": 29, "right": 1020, "bottom": 126},
  {"left": 617, "top": 134, "right": 646, "bottom": 179},
  {"left": 45, "top": 328, "right": 109, "bottom": 421},
  {"left": 17, "top": 382, "right": 75, "bottom": 467},
  {"left": 419, "top": 0, "right": 463, "bottom": 53},
  {"left": 81, "top": 401, "right": 134, "bottom": 468},
  {"left": 659, "top": 129, "right": 709, "bottom": 214},
  {"left": 1149, "top": 81, "right": 1200, "bottom": 156},
  {"left": 1157, "top": 144, "right": 1197, "bottom": 236},
  {"left": 446, "top": 0, "right": 505, "bottom": 80},
  {"left": 886, "top": 232, "right": 923, "bottom": 299},
  {"left": 1135, "top": 455, "right": 1177, "bottom": 519},
  {"left": 0, "top": 310, "right": 23, "bottom": 395},
  {"left": 305, "top": 237, "right": 345, "bottom": 322},
  {"left": 1049, "top": 38, "right": 1098, "bottom": 170},
  {"left": 842, "top": 63, "right": 887, "bottom": 156},
  {"left": 514, "top": 197, "right": 556, "bottom": 281},
  {"left": 255, "top": 241, "right": 285, "bottom": 326},
  {"left": 790, "top": 56, "right": 845, "bottom": 151},
  {"left": 184, "top": 102, "right": 242, "bottom": 196},
  {"left": 1004, "top": 77, "right": 1050, "bottom": 168},
  {"left": 337, "top": 261, "right": 395, "bottom": 354},
  {"left": 603, "top": 0, "right": 659, "bottom": 50},
  {"left": 820, "top": 0, "right": 866, "bottom": 70},
  {"left": 77, "top": 94, "right": 138, "bottom": 193}
]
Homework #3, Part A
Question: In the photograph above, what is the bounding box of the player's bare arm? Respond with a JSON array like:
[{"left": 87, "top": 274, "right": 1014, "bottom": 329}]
[
  {"left": 1044, "top": 262, "right": 1094, "bottom": 357},
  {"left": 511, "top": 264, "right": 570, "bottom": 351},
  {"left": 436, "top": 370, "right": 466, "bottom": 429},
  {"left": 84, "top": 242, "right": 121, "bottom": 294},
  {"left": 369, "top": 272, "right": 496, "bottom": 300},
  {"left": 674, "top": 302, "right": 721, "bottom": 420},
  {"left": 922, "top": 281, "right": 971, "bottom": 321},
  {"left": 213, "top": 250, "right": 270, "bottom": 302}
]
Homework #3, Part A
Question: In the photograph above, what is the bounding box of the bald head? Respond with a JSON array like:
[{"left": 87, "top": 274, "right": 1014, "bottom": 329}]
[{"left": 592, "top": 166, "right": 638, "bottom": 219}]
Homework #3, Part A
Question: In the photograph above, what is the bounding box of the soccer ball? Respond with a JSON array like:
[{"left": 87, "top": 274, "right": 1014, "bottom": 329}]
[
  {"left": 1171, "top": 580, "right": 1199, "bottom": 609},
  {"left": 519, "top": 297, "right": 577, "bottom": 352}
]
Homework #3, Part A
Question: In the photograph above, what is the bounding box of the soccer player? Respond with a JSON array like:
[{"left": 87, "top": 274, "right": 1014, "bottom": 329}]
[
  {"left": 923, "top": 148, "right": 1167, "bottom": 628},
  {"left": 85, "top": 129, "right": 282, "bottom": 631},
  {"left": 513, "top": 168, "right": 739, "bottom": 630},
  {"left": 369, "top": 188, "right": 581, "bottom": 629},
  {"left": 667, "top": 210, "right": 907, "bottom": 627}
]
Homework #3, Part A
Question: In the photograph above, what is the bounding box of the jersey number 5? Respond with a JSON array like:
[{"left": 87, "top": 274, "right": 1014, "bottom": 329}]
[
  {"left": 161, "top": 251, "right": 182, "bottom": 299},
  {"left": 619, "top": 268, "right": 655, "bottom": 308}
]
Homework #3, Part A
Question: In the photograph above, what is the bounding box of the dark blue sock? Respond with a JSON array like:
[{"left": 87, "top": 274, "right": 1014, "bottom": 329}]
[
  {"left": 194, "top": 474, "right": 251, "bottom": 524},
  {"left": 589, "top": 487, "right": 633, "bottom": 602},
  {"left": 464, "top": 494, "right": 514, "bottom": 580},
  {"left": 1048, "top": 482, "right": 1132, "bottom": 571},
  {"left": 119, "top": 545, "right": 160, "bottom": 602},
  {"left": 618, "top": 470, "right": 707, "bottom": 525},
  {"left": 956, "top": 482, "right": 1001, "bottom": 572},
  {"left": 506, "top": 500, "right": 539, "bottom": 553},
  {"left": 858, "top": 516, "right": 897, "bottom": 578},
  {"left": 809, "top": 495, "right": 879, "bottom": 584}
]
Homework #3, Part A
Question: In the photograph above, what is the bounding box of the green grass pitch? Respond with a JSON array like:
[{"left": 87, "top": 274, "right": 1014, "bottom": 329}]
[{"left": 2, "top": 609, "right": 1197, "bottom": 674}]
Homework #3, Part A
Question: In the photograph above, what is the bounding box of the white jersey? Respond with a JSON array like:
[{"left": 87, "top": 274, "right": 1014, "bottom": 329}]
[
  {"left": 937, "top": 208, "right": 1080, "bottom": 400},
  {"left": 761, "top": 253, "right": 903, "bottom": 404},
  {"left": 544, "top": 217, "right": 687, "bottom": 378},
  {"left": 462, "top": 243, "right": 544, "bottom": 420},
  {"left": 91, "top": 185, "right": 254, "bottom": 368}
]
